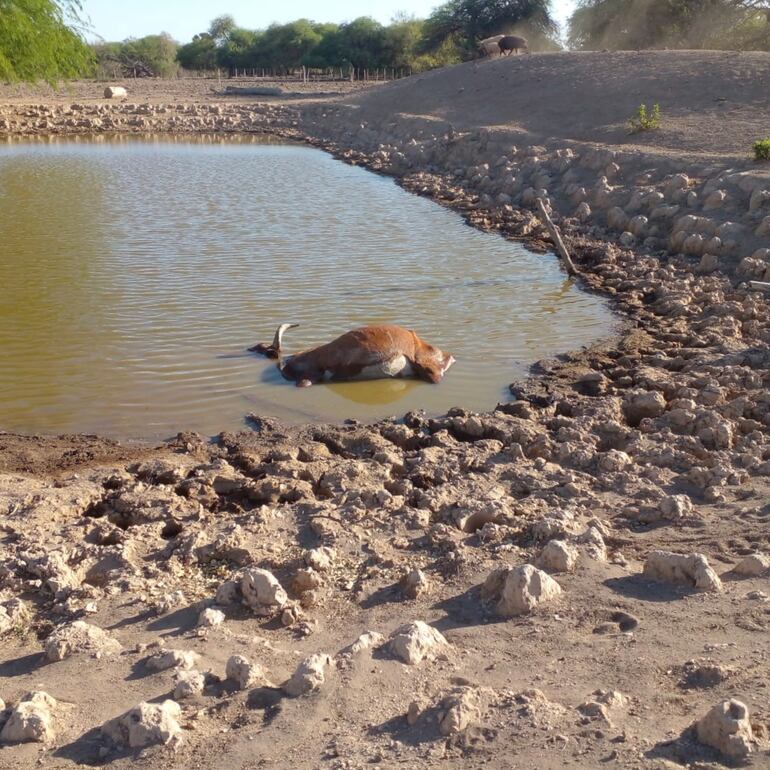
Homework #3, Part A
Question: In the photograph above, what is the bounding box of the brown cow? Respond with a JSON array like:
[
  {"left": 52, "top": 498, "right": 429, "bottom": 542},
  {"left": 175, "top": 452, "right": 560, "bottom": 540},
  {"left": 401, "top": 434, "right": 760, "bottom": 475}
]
[{"left": 251, "top": 324, "right": 455, "bottom": 388}]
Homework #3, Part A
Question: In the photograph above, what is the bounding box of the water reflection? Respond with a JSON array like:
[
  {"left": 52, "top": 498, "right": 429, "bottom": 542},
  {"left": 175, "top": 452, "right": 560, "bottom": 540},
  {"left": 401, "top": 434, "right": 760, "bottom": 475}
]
[{"left": 0, "top": 136, "right": 615, "bottom": 438}]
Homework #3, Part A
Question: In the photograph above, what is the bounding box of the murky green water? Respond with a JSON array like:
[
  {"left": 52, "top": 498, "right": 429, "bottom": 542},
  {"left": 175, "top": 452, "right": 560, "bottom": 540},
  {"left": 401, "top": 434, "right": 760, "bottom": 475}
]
[{"left": 0, "top": 135, "right": 614, "bottom": 438}]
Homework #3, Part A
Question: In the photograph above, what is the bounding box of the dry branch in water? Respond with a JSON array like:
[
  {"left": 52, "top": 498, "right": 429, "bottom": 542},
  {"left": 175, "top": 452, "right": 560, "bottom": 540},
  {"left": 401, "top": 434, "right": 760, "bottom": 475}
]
[{"left": 535, "top": 198, "right": 578, "bottom": 277}]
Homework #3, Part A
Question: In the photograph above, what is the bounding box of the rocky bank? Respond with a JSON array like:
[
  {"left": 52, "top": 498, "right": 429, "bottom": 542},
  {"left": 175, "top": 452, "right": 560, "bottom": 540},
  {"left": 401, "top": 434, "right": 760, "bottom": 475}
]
[{"left": 1, "top": 52, "right": 770, "bottom": 768}]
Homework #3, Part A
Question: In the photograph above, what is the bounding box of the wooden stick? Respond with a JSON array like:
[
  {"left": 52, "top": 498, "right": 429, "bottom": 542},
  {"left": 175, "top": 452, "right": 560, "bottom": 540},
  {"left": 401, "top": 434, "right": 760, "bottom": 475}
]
[
  {"left": 748, "top": 280, "right": 770, "bottom": 291},
  {"left": 535, "top": 197, "right": 578, "bottom": 277}
]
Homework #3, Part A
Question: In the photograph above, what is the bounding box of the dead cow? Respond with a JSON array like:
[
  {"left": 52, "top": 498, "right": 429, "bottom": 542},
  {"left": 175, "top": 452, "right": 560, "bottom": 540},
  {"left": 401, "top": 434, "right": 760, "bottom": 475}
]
[
  {"left": 498, "top": 35, "right": 529, "bottom": 55},
  {"left": 251, "top": 324, "right": 455, "bottom": 388}
]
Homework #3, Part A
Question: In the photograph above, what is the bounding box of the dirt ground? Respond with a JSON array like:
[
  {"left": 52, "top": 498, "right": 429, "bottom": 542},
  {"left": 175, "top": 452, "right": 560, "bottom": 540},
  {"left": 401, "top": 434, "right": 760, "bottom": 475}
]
[{"left": 1, "top": 51, "right": 770, "bottom": 769}]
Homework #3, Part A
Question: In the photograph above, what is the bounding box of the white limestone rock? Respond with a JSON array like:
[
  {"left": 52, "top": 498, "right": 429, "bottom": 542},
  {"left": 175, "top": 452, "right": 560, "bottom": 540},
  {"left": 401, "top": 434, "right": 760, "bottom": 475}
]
[
  {"left": 0, "top": 692, "right": 56, "bottom": 744},
  {"left": 173, "top": 669, "right": 205, "bottom": 700},
  {"left": 282, "top": 653, "right": 332, "bottom": 696},
  {"left": 537, "top": 540, "right": 579, "bottom": 573},
  {"left": 643, "top": 550, "right": 722, "bottom": 592},
  {"left": 388, "top": 621, "right": 450, "bottom": 665},
  {"left": 197, "top": 608, "right": 225, "bottom": 628},
  {"left": 146, "top": 648, "right": 200, "bottom": 672},
  {"left": 696, "top": 699, "right": 753, "bottom": 759},
  {"left": 495, "top": 564, "right": 563, "bottom": 617},
  {"left": 102, "top": 700, "right": 182, "bottom": 749},
  {"left": 43, "top": 620, "right": 122, "bottom": 662},
  {"left": 226, "top": 654, "right": 269, "bottom": 690},
  {"left": 733, "top": 553, "right": 770, "bottom": 577},
  {"left": 240, "top": 568, "right": 287, "bottom": 614}
]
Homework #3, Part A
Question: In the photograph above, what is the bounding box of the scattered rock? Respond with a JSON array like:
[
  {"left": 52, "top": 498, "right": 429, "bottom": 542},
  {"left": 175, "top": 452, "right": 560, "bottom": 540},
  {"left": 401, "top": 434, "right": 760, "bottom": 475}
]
[
  {"left": 733, "top": 553, "right": 770, "bottom": 577},
  {"left": 283, "top": 653, "right": 332, "bottom": 696},
  {"left": 438, "top": 686, "right": 481, "bottom": 735},
  {"left": 173, "top": 669, "right": 205, "bottom": 699},
  {"left": 240, "top": 568, "right": 288, "bottom": 614},
  {"left": 0, "top": 692, "right": 56, "bottom": 744},
  {"left": 102, "top": 700, "right": 183, "bottom": 749},
  {"left": 226, "top": 654, "right": 269, "bottom": 690},
  {"left": 491, "top": 564, "right": 563, "bottom": 617},
  {"left": 643, "top": 551, "right": 723, "bottom": 592},
  {"left": 401, "top": 568, "right": 430, "bottom": 599},
  {"left": 388, "top": 621, "right": 450, "bottom": 665},
  {"left": 43, "top": 620, "right": 122, "bottom": 662},
  {"left": 197, "top": 608, "right": 225, "bottom": 628},
  {"left": 537, "top": 540, "right": 578, "bottom": 573},
  {"left": 695, "top": 699, "right": 753, "bottom": 760},
  {"left": 304, "top": 547, "right": 335, "bottom": 572},
  {"left": 338, "top": 630, "right": 385, "bottom": 659},
  {"left": 658, "top": 494, "right": 693, "bottom": 521},
  {"left": 146, "top": 648, "right": 200, "bottom": 672}
]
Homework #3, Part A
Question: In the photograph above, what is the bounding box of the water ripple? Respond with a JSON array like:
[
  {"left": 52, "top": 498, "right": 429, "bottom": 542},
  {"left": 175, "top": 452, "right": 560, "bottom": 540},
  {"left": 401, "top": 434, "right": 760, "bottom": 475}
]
[{"left": 0, "top": 136, "right": 614, "bottom": 438}]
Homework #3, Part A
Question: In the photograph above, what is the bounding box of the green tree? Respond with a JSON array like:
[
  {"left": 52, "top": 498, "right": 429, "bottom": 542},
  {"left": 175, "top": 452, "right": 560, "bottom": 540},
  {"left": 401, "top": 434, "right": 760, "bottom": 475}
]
[
  {"left": 123, "top": 33, "right": 178, "bottom": 76},
  {"left": 217, "top": 27, "right": 258, "bottom": 71},
  {"left": 384, "top": 14, "right": 425, "bottom": 68},
  {"left": 0, "top": 0, "right": 93, "bottom": 83},
  {"left": 336, "top": 17, "right": 389, "bottom": 68},
  {"left": 208, "top": 14, "right": 236, "bottom": 44},
  {"left": 176, "top": 33, "right": 218, "bottom": 70},
  {"left": 255, "top": 20, "right": 324, "bottom": 69},
  {"left": 567, "top": 0, "right": 759, "bottom": 50},
  {"left": 422, "top": 0, "right": 557, "bottom": 57}
]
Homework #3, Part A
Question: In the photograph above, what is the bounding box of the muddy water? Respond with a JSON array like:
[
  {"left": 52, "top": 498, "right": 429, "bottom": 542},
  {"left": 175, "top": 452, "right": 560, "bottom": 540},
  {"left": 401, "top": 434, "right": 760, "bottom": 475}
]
[{"left": 0, "top": 135, "right": 614, "bottom": 438}]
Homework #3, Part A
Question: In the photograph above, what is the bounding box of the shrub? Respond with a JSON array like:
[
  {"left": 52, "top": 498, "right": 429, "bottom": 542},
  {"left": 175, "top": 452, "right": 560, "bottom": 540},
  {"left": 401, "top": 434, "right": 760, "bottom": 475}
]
[
  {"left": 628, "top": 103, "right": 661, "bottom": 133},
  {"left": 753, "top": 139, "right": 770, "bottom": 161}
]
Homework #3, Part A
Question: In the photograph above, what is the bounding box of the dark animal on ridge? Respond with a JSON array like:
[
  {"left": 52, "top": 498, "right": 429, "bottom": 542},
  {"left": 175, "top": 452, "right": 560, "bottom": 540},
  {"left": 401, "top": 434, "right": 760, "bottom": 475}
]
[{"left": 498, "top": 35, "right": 529, "bottom": 55}]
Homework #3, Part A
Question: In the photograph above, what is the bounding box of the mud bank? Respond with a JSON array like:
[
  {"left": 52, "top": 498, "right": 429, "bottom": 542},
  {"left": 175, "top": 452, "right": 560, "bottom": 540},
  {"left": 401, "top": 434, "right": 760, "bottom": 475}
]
[{"left": 2, "top": 58, "right": 770, "bottom": 768}]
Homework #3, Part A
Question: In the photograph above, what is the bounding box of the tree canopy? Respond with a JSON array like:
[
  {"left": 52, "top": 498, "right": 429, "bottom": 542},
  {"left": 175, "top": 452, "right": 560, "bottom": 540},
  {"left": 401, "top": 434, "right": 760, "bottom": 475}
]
[
  {"left": 568, "top": 0, "right": 770, "bottom": 50},
  {"left": 423, "top": 0, "right": 558, "bottom": 56},
  {"left": 0, "top": 0, "right": 93, "bottom": 83}
]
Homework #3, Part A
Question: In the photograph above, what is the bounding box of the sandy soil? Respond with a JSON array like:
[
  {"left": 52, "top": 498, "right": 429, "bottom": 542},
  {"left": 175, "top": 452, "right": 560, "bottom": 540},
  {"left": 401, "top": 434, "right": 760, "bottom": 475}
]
[
  {"left": 341, "top": 50, "right": 770, "bottom": 160},
  {"left": 0, "top": 75, "right": 374, "bottom": 105},
  {"left": 1, "top": 51, "right": 770, "bottom": 769}
]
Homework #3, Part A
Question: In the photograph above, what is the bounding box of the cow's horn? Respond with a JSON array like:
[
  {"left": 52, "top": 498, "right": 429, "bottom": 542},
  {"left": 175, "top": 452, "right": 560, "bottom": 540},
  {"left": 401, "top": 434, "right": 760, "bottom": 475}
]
[{"left": 273, "top": 323, "right": 299, "bottom": 352}]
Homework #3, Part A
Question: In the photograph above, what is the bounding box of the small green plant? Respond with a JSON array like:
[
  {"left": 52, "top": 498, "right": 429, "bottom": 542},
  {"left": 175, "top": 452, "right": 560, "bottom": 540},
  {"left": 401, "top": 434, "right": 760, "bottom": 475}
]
[
  {"left": 753, "top": 139, "right": 770, "bottom": 161},
  {"left": 628, "top": 103, "right": 661, "bottom": 133}
]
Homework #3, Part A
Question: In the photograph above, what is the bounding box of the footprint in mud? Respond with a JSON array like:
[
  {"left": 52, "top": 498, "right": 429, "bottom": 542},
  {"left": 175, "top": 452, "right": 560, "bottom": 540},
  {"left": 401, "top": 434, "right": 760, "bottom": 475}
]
[{"left": 593, "top": 610, "right": 640, "bottom": 634}]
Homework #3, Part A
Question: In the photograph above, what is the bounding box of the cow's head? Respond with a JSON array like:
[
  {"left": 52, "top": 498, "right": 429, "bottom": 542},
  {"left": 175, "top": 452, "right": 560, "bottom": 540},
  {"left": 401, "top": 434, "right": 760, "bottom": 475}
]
[{"left": 413, "top": 341, "right": 456, "bottom": 383}]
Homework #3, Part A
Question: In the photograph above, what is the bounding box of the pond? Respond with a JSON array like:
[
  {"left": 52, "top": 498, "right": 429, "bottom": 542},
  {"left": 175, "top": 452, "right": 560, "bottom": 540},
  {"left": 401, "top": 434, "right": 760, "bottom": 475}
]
[{"left": 0, "top": 135, "right": 615, "bottom": 438}]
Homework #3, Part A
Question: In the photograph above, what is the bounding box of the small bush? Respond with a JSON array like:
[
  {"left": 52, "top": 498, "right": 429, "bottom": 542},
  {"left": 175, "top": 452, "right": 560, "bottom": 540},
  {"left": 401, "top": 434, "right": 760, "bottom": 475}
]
[
  {"left": 753, "top": 139, "right": 770, "bottom": 161},
  {"left": 628, "top": 103, "right": 661, "bottom": 133}
]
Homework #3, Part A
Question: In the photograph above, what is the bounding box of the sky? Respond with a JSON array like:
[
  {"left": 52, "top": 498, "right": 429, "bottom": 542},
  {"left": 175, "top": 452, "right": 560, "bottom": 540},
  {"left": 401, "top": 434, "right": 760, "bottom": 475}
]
[{"left": 81, "top": 0, "right": 577, "bottom": 44}]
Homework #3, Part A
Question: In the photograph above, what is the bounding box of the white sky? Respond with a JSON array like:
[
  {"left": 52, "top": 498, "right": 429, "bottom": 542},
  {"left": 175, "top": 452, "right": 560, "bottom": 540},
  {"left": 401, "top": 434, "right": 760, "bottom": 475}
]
[{"left": 81, "top": 0, "right": 577, "bottom": 43}]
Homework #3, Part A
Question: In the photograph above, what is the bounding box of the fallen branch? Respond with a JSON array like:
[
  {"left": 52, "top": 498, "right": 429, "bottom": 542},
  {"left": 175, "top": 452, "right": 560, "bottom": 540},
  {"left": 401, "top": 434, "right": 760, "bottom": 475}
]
[
  {"left": 748, "top": 280, "right": 770, "bottom": 291},
  {"left": 535, "top": 198, "right": 578, "bottom": 277}
]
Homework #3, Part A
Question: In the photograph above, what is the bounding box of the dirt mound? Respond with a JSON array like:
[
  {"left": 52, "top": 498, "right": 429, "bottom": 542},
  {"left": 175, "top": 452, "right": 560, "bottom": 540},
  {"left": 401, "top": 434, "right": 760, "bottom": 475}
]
[{"left": 341, "top": 50, "right": 770, "bottom": 159}]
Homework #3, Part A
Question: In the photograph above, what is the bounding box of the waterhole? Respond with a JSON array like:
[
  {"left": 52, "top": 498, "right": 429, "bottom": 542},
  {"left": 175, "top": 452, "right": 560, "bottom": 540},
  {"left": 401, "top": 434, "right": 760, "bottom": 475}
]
[{"left": 0, "top": 135, "right": 614, "bottom": 438}]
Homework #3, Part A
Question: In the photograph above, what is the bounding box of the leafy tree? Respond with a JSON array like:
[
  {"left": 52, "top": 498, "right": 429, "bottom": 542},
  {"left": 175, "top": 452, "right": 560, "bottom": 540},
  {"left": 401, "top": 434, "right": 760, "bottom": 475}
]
[
  {"left": 123, "top": 33, "right": 178, "bottom": 76},
  {"left": 255, "top": 20, "right": 325, "bottom": 69},
  {"left": 176, "top": 33, "right": 218, "bottom": 70},
  {"left": 422, "top": 0, "right": 557, "bottom": 57},
  {"left": 567, "top": 0, "right": 759, "bottom": 50},
  {"left": 384, "top": 14, "right": 425, "bottom": 68},
  {"left": 208, "top": 15, "right": 236, "bottom": 44},
  {"left": 217, "top": 27, "right": 258, "bottom": 71},
  {"left": 335, "top": 17, "right": 389, "bottom": 69},
  {"left": 0, "top": 0, "right": 93, "bottom": 83}
]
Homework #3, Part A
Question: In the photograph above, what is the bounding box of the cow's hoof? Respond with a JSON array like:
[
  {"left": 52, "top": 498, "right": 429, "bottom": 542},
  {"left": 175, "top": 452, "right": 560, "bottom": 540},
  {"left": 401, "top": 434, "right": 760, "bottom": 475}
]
[{"left": 297, "top": 379, "right": 313, "bottom": 388}]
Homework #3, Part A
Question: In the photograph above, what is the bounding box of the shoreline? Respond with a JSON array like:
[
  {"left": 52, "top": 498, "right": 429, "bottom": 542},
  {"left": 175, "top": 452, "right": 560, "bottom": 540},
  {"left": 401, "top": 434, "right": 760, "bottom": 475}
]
[{"left": 1, "top": 61, "right": 770, "bottom": 768}]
